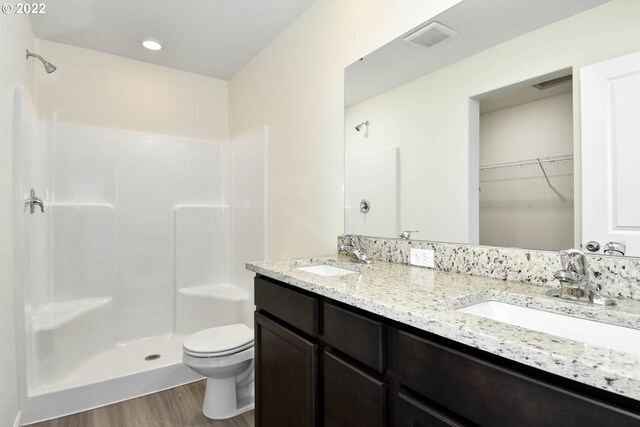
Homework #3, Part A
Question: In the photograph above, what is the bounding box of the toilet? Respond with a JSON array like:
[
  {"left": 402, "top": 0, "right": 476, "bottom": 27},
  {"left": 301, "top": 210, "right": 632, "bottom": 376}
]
[{"left": 182, "top": 323, "right": 255, "bottom": 420}]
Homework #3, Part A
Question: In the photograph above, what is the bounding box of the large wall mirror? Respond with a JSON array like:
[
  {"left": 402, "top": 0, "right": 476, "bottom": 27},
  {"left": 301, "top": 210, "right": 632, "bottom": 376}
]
[{"left": 344, "top": 0, "right": 640, "bottom": 256}]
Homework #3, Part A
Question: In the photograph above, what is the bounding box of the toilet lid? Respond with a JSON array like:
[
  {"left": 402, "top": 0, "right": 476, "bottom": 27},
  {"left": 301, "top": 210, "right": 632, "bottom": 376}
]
[{"left": 183, "top": 324, "right": 254, "bottom": 355}]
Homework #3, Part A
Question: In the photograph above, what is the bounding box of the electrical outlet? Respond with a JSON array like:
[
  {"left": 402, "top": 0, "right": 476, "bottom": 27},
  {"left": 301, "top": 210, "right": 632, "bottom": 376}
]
[{"left": 410, "top": 248, "right": 435, "bottom": 268}]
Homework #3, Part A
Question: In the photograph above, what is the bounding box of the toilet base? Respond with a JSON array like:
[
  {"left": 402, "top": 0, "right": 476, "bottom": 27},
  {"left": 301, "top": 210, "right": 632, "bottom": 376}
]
[{"left": 202, "top": 377, "right": 255, "bottom": 420}]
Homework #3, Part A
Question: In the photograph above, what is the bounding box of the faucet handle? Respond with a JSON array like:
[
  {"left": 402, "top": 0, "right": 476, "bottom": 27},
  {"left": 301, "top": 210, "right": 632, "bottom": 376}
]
[
  {"left": 604, "top": 241, "right": 626, "bottom": 256},
  {"left": 559, "top": 249, "right": 586, "bottom": 275},
  {"left": 399, "top": 230, "right": 419, "bottom": 240},
  {"left": 24, "top": 188, "right": 44, "bottom": 214},
  {"left": 347, "top": 234, "right": 363, "bottom": 251}
]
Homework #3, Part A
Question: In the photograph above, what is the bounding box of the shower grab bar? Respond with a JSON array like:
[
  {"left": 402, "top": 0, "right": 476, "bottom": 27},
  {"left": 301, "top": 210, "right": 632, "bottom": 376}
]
[{"left": 25, "top": 188, "right": 44, "bottom": 214}]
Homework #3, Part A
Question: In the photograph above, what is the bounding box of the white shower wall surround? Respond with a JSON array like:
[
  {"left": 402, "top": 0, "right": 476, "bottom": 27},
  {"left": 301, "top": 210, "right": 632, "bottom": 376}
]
[
  {"left": 15, "top": 92, "right": 268, "bottom": 422},
  {"left": 47, "top": 124, "right": 232, "bottom": 342}
]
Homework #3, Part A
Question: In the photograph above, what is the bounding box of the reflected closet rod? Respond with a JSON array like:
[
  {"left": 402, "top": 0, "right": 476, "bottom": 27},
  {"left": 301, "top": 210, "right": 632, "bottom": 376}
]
[{"left": 479, "top": 154, "right": 573, "bottom": 171}]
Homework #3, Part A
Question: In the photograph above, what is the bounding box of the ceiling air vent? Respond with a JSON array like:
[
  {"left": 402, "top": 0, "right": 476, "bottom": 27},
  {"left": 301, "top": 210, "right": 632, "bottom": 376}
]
[
  {"left": 533, "top": 74, "right": 573, "bottom": 90},
  {"left": 404, "top": 22, "right": 458, "bottom": 49}
]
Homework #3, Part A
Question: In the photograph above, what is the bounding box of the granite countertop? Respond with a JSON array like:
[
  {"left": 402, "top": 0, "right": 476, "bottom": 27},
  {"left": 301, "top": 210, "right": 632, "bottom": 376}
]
[{"left": 247, "top": 254, "right": 640, "bottom": 401}]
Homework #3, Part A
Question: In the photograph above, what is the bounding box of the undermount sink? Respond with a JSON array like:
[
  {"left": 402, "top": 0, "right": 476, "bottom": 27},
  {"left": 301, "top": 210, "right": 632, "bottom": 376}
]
[
  {"left": 457, "top": 301, "right": 640, "bottom": 356},
  {"left": 295, "top": 264, "right": 359, "bottom": 277}
]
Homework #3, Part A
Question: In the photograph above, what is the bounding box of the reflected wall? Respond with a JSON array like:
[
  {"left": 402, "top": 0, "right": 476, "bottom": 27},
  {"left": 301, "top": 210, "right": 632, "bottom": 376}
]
[{"left": 345, "top": 0, "right": 640, "bottom": 248}]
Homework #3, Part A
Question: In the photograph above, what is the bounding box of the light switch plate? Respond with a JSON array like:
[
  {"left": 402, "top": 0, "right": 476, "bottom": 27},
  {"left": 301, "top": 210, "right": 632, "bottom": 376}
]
[{"left": 410, "top": 248, "right": 435, "bottom": 268}]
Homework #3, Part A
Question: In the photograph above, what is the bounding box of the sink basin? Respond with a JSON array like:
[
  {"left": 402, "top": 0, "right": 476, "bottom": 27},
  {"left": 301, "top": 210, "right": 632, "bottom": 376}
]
[
  {"left": 295, "top": 264, "right": 359, "bottom": 277},
  {"left": 457, "top": 301, "right": 640, "bottom": 356}
]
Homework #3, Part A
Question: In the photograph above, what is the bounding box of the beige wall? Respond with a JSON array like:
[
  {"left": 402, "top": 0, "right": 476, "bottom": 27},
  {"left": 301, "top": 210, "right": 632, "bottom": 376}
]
[
  {"left": 229, "top": 0, "right": 463, "bottom": 258},
  {"left": 344, "top": 0, "right": 640, "bottom": 248},
  {"left": 34, "top": 39, "right": 229, "bottom": 142},
  {"left": 0, "top": 13, "right": 35, "bottom": 427}
]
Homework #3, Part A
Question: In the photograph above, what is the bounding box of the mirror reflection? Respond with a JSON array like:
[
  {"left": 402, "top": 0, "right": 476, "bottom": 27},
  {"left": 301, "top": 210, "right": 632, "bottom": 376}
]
[
  {"left": 344, "top": 0, "right": 640, "bottom": 255},
  {"left": 478, "top": 71, "right": 574, "bottom": 250}
]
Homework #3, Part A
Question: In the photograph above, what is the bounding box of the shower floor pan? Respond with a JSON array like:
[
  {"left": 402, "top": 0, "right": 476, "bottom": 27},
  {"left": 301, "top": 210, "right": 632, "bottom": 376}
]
[{"left": 23, "top": 334, "right": 202, "bottom": 424}]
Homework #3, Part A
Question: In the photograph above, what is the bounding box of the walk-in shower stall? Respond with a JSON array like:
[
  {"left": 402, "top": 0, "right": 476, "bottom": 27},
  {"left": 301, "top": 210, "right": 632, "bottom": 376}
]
[{"left": 12, "top": 88, "right": 268, "bottom": 423}]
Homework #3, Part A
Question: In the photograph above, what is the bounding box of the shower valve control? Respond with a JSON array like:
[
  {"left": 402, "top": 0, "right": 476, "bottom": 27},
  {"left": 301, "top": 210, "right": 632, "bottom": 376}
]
[
  {"left": 360, "top": 199, "right": 370, "bottom": 214},
  {"left": 24, "top": 188, "right": 44, "bottom": 214}
]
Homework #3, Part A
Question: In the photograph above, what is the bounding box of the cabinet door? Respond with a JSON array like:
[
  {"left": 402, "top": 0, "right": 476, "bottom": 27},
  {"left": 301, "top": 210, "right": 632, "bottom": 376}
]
[
  {"left": 255, "top": 312, "right": 318, "bottom": 427},
  {"left": 324, "top": 351, "right": 386, "bottom": 427}
]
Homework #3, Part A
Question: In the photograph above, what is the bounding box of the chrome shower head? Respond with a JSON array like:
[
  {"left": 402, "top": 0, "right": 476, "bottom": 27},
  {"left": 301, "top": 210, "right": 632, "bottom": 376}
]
[
  {"left": 355, "top": 121, "right": 369, "bottom": 132},
  {"left": 26, "top": 49, "right": 57, "bottom": 74}
]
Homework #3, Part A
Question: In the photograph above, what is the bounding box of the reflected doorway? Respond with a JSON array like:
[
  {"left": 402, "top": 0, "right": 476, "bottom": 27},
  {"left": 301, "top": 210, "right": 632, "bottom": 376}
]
[{"left": 475, "top": 70, "right": 574, "bottom": 250}]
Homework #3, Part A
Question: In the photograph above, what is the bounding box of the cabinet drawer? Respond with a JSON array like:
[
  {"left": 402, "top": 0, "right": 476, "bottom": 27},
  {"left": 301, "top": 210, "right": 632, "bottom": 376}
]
[
  {"left": 396, "top": 394, "right": 466, "bottom": 427},
  {"left": 324, "top": 351, "right": 386, "bottom": 427},
  {"left": 255, "top": 276, "right": 318, "bottom": 336},
  {"left": 323, "top": 302, "right": 386, "bottom": 372},
  {"left": 398, "top": 331, "right": 640, "bottom": 427}
]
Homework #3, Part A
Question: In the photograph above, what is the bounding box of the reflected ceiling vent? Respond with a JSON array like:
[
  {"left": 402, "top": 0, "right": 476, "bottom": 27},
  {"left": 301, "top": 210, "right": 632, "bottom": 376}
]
[
  {"left": 403, "top": 22, "right": 458, "bottom": 49},
  {"left": 533, "top": 74, "right": 573, "bottom": 90}
]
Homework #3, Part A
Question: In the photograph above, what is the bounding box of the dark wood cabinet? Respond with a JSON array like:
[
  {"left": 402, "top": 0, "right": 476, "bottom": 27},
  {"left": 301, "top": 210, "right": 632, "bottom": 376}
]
[
  {"left": 395, "top": 394, "right": 464, "bottom": 427},
  {"left": 255, "top": 276, "right": 318, "bottom": 336},
  {"left": 398, "top": 330, "right": 640, "bottom": 427},
  {"left": 324, "top": 351, "right": 386, "bottom": 427},
  {"left": 254, "top": 275, "right": 640, "bottom": 427},
  {"left": 254, "top": 276, "right": 387, "bottom": 427},
  {"left": 323, "top": 302, "right": 386, "bottom": 373},
  {"left": 255, "top": 312, "right": 317, "bottom": 427}
]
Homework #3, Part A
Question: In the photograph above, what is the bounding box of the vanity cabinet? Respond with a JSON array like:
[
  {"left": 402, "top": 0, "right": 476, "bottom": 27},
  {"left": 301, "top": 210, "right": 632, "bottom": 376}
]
[
  {"left": 255, "top": 276, "right": 388, "bottom": 426},
  {"left": 324, "top": 351, "right": 386, "bottom": 426},
  {"left": 323, "top": 302, "right": 386, "bottom": 373},
  {"left": 255, "top": 312, "right": 317, "bottom": 427},
  {"left": 254, "top": 275, "right": 640, "bottom": 427},
  {"left": 398, "top": 330, "right": 640, "bottom": 427},
  {"left": 395, "top": 394, "right": 463, "bottom": 427},
  {"left": 254, "top": 277, "right": 319, "bottom": 426}
]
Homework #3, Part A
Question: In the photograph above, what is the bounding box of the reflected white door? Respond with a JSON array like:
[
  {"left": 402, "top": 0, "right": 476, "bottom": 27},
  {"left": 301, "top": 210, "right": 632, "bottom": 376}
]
[{"left": 581, "top": 50, "right": 640, "bottom": 256}]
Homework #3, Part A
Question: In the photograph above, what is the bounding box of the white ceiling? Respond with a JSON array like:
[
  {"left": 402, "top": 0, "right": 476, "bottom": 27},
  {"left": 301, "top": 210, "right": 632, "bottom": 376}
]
[
  {"left": 345, "top": 0, "right": 611, "bottom": 106},
  {"left": 30, "top": 0, "right": 316, "bottom": 80}
]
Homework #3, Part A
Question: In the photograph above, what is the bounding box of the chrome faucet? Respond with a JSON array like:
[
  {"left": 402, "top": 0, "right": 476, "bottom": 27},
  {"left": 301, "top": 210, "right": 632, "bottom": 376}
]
[
  {"left": 24, "top": 188, "right": 44, "bottom": 214},
  {"left": 546, "top": 249, "right": 615, "bottom": 306},
  {"left": 399, "top": 230, "right": 419, "bottom": 240},
  {"left": 339, "top": 235, "right": 373, "bottom": 264}
]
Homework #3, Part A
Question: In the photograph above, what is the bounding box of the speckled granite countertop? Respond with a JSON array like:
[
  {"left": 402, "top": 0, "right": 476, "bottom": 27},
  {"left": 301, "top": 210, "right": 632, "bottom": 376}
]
[{"left": 247, "top": 255, "right": 640, "bottom": 401}]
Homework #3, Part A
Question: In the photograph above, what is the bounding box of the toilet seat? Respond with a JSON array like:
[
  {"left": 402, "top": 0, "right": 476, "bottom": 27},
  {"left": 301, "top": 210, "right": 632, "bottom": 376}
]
[
  {"left": 184, "top": 341, "right": 254, "bottom": 357},
  {"left": 183, "top": 324, "right": 254, "bottom": 358}
]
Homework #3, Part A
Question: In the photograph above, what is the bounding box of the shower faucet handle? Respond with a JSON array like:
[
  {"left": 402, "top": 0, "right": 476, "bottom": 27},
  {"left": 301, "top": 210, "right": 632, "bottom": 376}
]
[{"left": 24, "top": 188, "right": 44, "bottom": 214}]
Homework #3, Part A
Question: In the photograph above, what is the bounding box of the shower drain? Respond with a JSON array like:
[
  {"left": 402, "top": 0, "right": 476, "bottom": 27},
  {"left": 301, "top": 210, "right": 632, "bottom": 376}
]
[{"left": 144, "top": 354, "right": 161, "bottom": 361}]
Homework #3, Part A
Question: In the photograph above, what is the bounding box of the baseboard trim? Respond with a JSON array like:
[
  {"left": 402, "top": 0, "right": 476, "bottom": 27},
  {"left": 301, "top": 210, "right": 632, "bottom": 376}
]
[{"left": 13, "top": 410, "right": 22, "bottom": 427}]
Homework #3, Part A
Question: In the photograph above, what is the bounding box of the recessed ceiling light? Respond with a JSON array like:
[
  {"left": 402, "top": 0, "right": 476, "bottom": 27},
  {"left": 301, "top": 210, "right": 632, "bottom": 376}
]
[{"left": 142, "top": 40, "right": 162, "bottom": 51}]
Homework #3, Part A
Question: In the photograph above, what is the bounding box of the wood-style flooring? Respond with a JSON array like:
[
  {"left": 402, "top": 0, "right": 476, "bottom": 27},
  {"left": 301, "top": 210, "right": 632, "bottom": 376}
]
[{"left": 27, "top": 380, "right": 254, "bottom": 427}]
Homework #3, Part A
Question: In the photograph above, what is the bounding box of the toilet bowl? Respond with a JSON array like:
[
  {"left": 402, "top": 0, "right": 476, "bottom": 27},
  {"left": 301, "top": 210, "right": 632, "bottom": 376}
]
[{"left": 182, "top": 324, "right": 255, "bottom": 420}]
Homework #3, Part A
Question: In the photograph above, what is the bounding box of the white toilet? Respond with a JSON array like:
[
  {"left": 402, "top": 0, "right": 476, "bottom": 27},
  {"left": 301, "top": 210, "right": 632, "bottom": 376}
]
[{"left": 182, "top": 323, "right": 255, "bottom": 420}]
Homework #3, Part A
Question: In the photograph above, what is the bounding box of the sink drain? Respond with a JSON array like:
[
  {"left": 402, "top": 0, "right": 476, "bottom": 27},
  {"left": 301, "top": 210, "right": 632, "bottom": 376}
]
[{"left": 145, "top": 354, "right": 161, "bottom": 361}]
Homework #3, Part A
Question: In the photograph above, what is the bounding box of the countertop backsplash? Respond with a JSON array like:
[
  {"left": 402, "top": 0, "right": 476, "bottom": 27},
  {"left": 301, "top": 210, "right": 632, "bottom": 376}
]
[{"left": 338, "top": 235, "right": 640, "bottom": 301}]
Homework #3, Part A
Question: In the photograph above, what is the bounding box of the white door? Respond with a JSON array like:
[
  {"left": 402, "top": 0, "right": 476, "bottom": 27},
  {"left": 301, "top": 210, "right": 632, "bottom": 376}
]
[{"left": 581, "top": 50, "right": 640, "bottom": 256}]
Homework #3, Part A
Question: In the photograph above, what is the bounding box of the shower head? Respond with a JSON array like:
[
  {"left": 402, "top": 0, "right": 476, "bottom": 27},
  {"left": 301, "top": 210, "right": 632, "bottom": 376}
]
[
  {"left": 355, "top": 121, "right": 369, "bottom": 132},
  {"left": 26, "top": 49, "right": 57, "bottom": 74}
]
